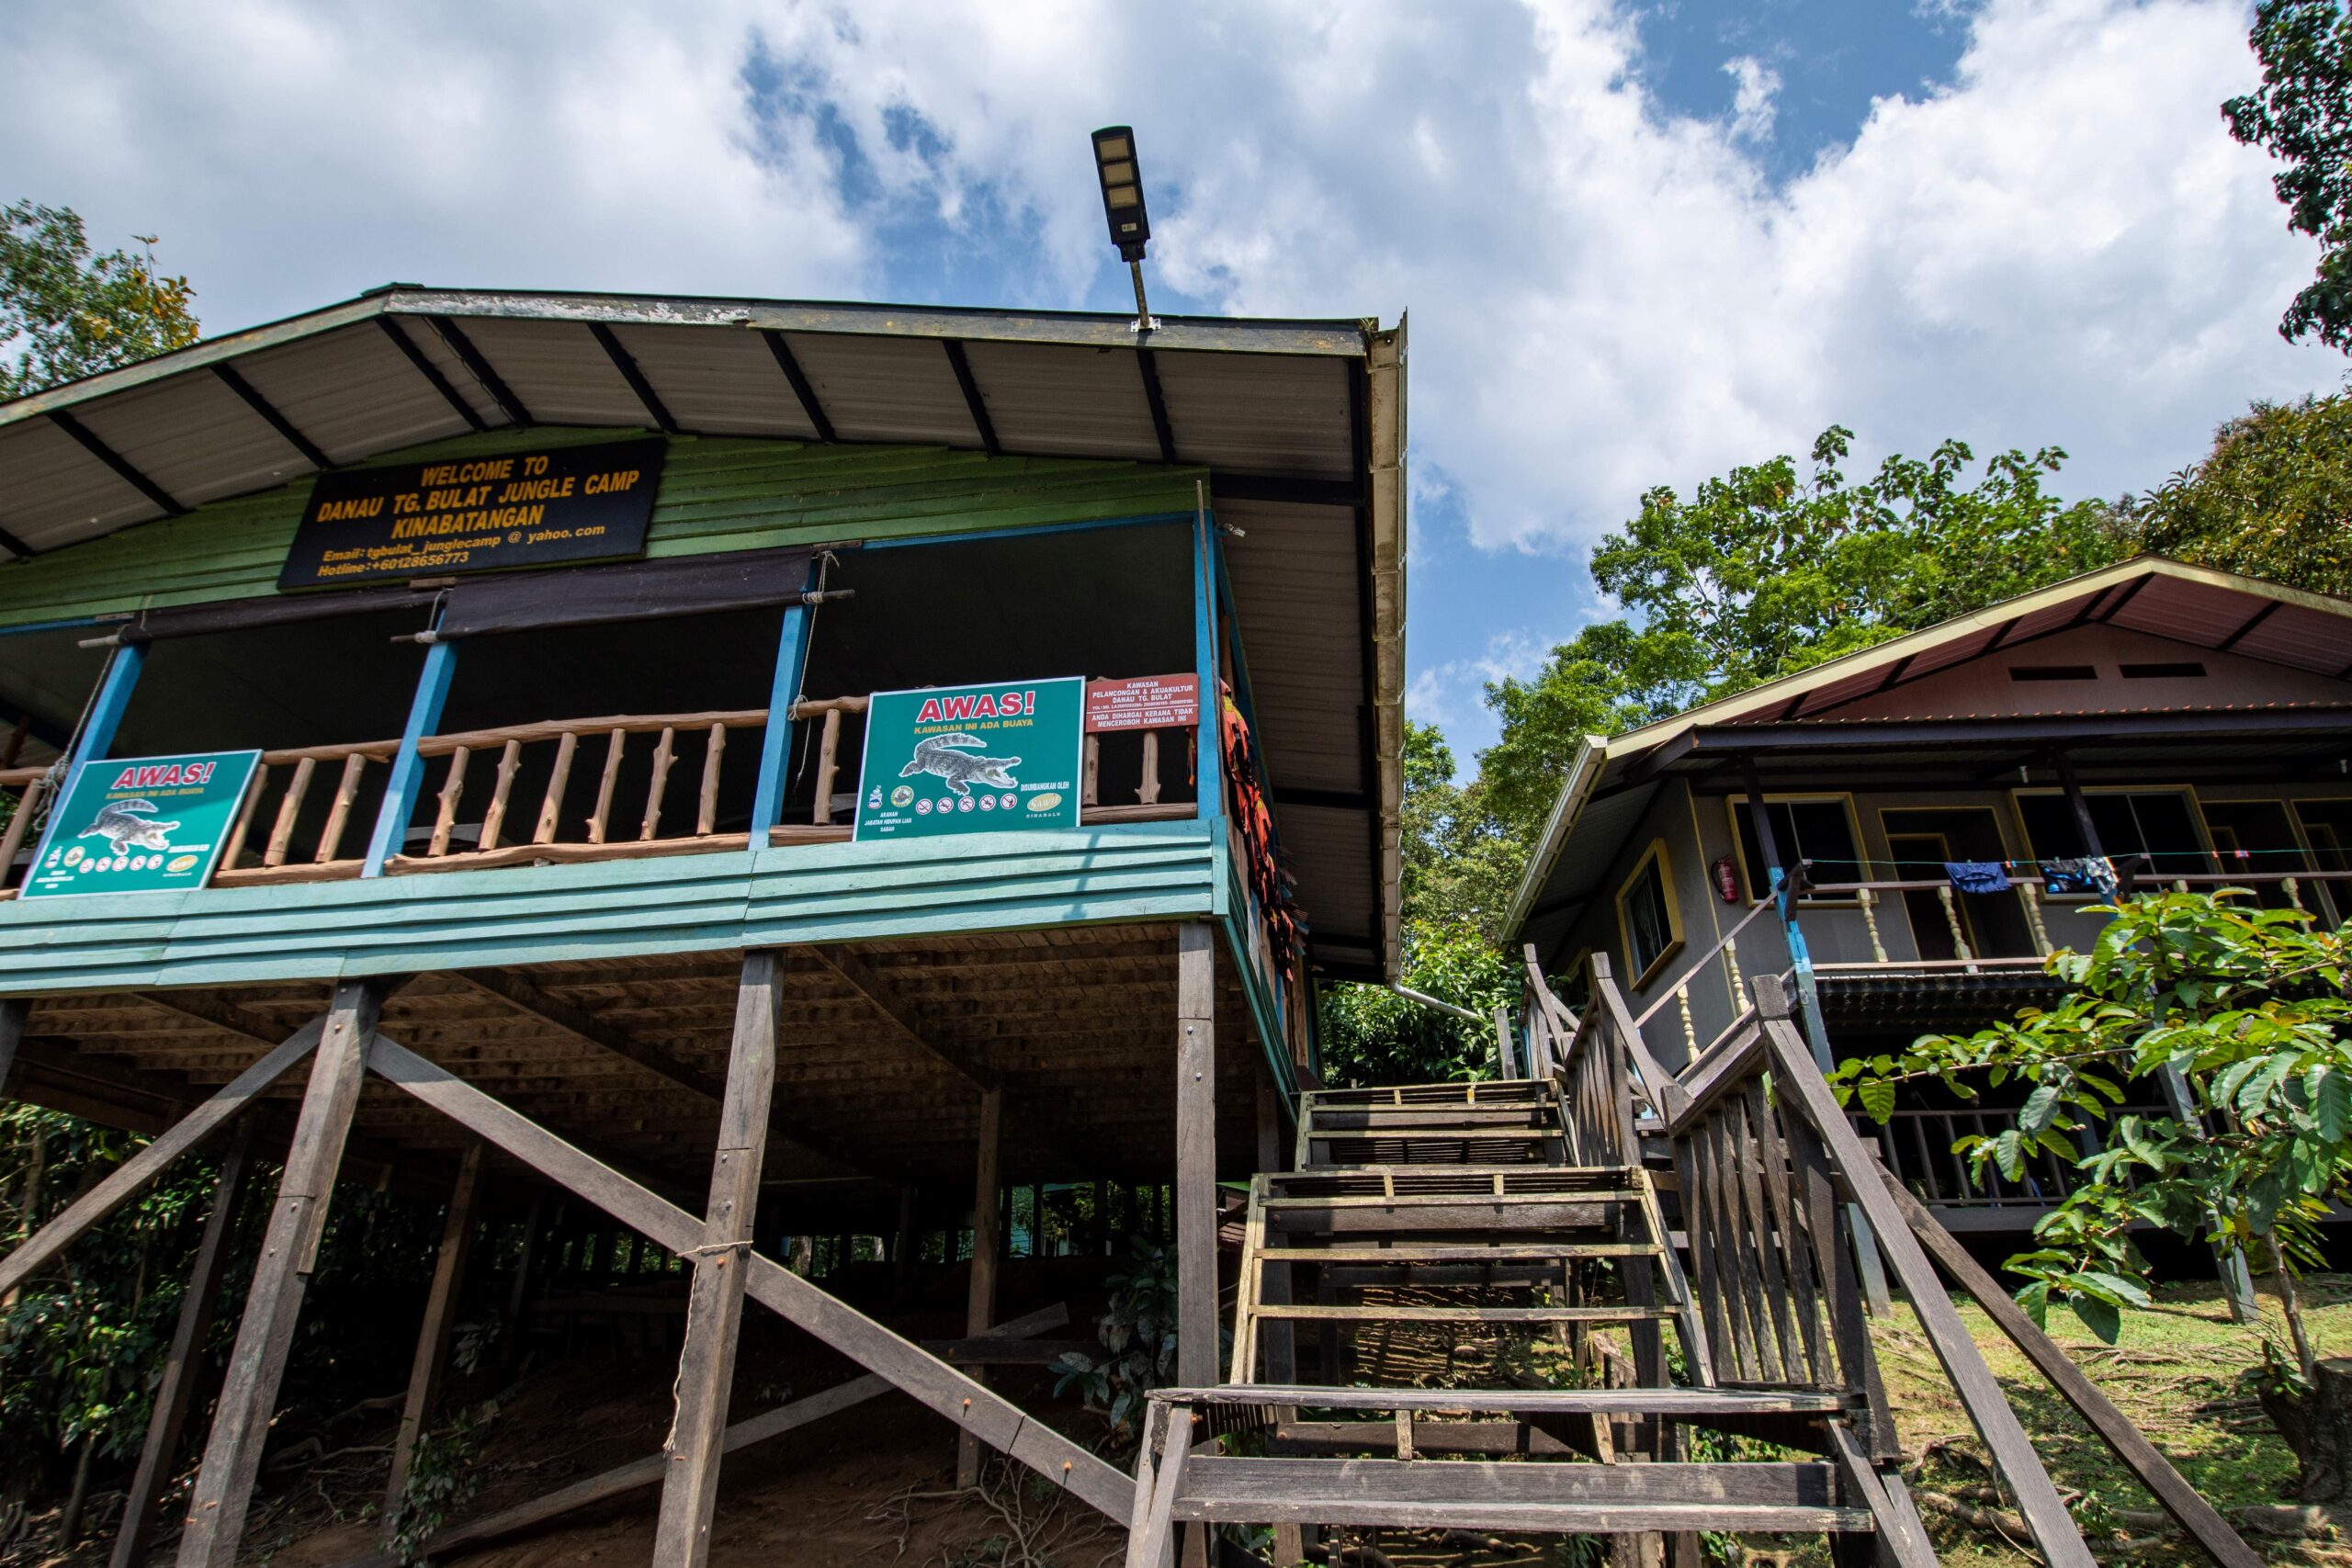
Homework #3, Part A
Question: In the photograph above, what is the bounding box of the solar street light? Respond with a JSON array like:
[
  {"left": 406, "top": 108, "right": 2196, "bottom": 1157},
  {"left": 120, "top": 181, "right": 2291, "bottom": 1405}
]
[{"left": 1091, "top": 126, "right": 1158, "bottom": 332}]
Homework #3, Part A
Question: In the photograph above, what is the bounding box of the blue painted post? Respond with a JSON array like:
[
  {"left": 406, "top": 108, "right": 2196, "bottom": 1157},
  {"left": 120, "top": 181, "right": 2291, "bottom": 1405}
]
[
  {"left": 363, "top": 640, "right": 458, "bottom": 877},
  {"left": 72, "top": 643, "right": 146, "bottom": 773},
  {"left": 748, "top": 599, "right": 814, "bottom": 841},
  {"left": 1193, "top": 506, "right": 1222, "bottom": 838}
]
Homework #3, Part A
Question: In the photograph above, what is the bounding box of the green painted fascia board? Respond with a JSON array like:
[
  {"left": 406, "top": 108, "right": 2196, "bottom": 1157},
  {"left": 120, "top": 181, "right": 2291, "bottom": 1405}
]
[
  {"left": 0, "top": 821, "right": 1216, "bottom": 995},
  {"left": 0, "top": 431, "right": 1207, "bottom": 631}
]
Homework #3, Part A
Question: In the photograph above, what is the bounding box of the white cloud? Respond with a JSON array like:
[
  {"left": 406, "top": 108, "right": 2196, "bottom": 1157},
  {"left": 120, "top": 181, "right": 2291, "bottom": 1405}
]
[
  {"left": 1724, "top": 56, "right": 1781, "bottom": 145},
  {"left": 1404, "top": 626, "right": 1563, "bottom": 756},
  {"left": 0, "top": 0, "right": 2335, "bottom": 565}
]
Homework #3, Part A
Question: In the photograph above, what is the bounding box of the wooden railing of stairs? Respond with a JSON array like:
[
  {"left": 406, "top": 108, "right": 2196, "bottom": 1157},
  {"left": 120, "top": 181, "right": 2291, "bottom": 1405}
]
[{"left": 1125, "top": 955, "right": 2266, "bottom": 1568}]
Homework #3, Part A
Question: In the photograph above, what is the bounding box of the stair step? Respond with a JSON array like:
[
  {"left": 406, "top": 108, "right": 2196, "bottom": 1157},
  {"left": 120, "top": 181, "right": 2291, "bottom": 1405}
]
[
  {"left": 1156, "top": 1384, "right": 1854, "bottom": 1415},
  {"left": 1308, "top": 1111, "right": 1563, "bottom": 1128},
  {"left": 1257, "top": 1243, "right": 1659, "bottom": 1262},
  {"left": 1168, "top": 1457, "right": 1872, "bottom": 1534},
  {"left": 1261, "top": 1188, "right": 1640, "bottom": 1210},
  {"left": 1306, "top": 1081, "right": 1555, "bottom": 1106},
  {"left": 1253, "top": 1303, "right": 1674, "bottom": 1325}
]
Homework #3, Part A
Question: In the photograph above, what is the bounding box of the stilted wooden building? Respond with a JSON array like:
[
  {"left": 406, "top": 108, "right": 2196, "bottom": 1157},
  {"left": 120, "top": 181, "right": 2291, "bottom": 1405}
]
[{"left": 0, "top": 286, "right": 1402, "bottom": 1563}]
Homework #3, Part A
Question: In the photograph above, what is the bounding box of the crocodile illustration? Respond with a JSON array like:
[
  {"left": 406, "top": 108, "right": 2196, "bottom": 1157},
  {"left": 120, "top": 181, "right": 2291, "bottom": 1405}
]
[
  {"left": 899, "top": 733, "right": 1021, "bottom": 796},
  {"left": 78, "top": 799, "right": 180, "bottom": 854}
]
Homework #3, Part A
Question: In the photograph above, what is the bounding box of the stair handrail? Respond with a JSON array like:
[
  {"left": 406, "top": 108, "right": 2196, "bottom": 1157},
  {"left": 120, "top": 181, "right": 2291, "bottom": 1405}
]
[
  {"left": 1722, "top": 974, "right": 2097, "bottom": 1568},
  {"left": 1631, "top": 896, "right": 1779, "bottom": 1029}
]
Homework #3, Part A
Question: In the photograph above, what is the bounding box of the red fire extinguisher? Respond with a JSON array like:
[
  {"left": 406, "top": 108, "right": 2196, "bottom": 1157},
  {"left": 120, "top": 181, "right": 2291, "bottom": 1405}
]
[{"left": 1712, "top": 856, "right": 1741, "bottom": 904}]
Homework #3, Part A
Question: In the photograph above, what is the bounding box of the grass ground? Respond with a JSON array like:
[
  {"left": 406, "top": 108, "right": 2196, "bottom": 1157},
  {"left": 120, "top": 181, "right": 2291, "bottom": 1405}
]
[{"left": 1872, "top": 1272, "right": 2344, "bottom": 1564}]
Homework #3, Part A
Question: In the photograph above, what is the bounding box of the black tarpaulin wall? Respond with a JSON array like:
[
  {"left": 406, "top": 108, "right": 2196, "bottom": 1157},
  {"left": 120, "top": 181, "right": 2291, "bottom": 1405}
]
[
  {"left": 434, "top": 546, "right": 819, "bottom": 639},
  {"left": 122, "top": 583, "right": 443, "bottom": 642}
]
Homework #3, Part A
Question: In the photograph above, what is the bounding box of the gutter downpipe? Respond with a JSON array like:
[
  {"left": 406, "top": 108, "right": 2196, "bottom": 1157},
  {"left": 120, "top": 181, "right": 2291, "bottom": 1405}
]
[{"left": 1390, "top": 983, "right": 1482, "bottom": 1024}]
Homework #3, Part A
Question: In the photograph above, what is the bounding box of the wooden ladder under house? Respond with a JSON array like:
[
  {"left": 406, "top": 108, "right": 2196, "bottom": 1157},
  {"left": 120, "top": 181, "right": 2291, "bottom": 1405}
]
[{"left": 1124, "top": 958, "right": 2272, "bottom": 1568}]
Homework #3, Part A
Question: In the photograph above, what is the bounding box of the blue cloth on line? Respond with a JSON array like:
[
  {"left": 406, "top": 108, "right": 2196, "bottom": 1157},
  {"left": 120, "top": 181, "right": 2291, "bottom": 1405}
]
[
  {"left": 1944, "top": 861, "right": 2011, "bottom": 895},
  {"left": 2041, "top": 855, "right": 2118, "bottom": 897}
]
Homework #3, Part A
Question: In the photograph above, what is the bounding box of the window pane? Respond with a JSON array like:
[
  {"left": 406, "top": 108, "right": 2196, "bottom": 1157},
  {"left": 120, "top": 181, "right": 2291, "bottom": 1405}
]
[
  {"left": 1733, "top": 798, "right": 1855, "bottom": 896},
  {"left": 2017, "top": 795, "right": 2086, "bottom": 861},
  {"left": 2302, "top": 801, "right": 2352, "bottom": 874},
  {"left": 1622, "top": 855, "right": 1673, "bottom": 976}
]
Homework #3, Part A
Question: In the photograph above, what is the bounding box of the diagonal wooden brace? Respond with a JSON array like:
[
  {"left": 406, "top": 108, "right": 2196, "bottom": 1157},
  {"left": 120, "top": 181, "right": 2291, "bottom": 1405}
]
[
  {"left": 0, "top": 1016, "right": 325, "bottom": 1300},
  {"left": 364, "top": 1033, "right": 1136, "bottom": 1521}
]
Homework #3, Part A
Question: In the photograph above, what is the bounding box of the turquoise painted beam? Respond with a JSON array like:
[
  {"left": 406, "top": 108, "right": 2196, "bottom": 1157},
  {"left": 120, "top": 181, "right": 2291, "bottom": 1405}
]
[
  {"left": 363, "top": 639, "right": 457, "bottom": 877},
  {"left": 749, "top": 590, "right": 813, "bottom": 837}
]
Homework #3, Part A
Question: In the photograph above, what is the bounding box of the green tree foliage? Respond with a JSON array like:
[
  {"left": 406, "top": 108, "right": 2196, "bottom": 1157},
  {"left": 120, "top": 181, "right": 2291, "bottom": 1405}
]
[
  {"left": 1318, "top": 917, "right": 1517, "bottom": 1088},
  {"left": 1834, "top": 891, "right": 2346, "bottom": 1363},
  {"left": 2117, "top": 389, "right": 2352, "bottom": 595},
  {"left": 1396, "top": 720, "right": 1524, "bottom": 941},
  {"left": 0, "top": 201, "right": 199, "bottom": 398},
  {"left": 1481, "top": 427, "right": 2122, "bottom": 843},
  {"left": 2225, "top": 1, "right": 2352, "bottom": 351}
]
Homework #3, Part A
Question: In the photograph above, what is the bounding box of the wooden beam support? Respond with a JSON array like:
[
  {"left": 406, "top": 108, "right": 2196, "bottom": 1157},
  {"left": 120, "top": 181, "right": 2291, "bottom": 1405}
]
[
  {"left": 362, "top": 1034, "right": 1133, "bottom": 1518},
  {"left": 653, "top": 952, "right": 783, "bottom": 1567},
  {"left": 111, "top": 1122, "right": 256, "bottom": 1568},
  {"left": 0, "top": 1019, "right": 326, "bottom": 1300},
  {"left": 803, "top": 945, "right": 1000, "bottom": 1090},
  {"left": 136, "top": 989, "right": 288, "bottom": 1047},
  {"left": 1174, "top": 923, "right": 1216, "bottom": 1387},
  {"left": 1876, "top": 1169, "right": 2262, "bottom": 1568},
  {"left": 337, "top": 1305, "right": 1073, "bottom": 1568},
  {"left": 177, "top": 978, "right": 386, "bottom": 1568},
  {"left": 957, "top": 1085, "right": 1003, "bottom": 1488},
  {"left": 386, "top": 1140, "right": 485, "bottom": 1510},
  {"left": 452, "top": 966, "right": 879, "bottom": 1179}
]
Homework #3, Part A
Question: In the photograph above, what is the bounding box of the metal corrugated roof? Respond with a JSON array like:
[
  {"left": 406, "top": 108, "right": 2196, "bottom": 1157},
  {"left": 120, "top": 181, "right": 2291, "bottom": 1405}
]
[
  {"left": 0, "top": 285, "right": 1408, "bottom": 978},
  {"left": 1504, "top": 558, "right": 2352, "bottom": 950}
]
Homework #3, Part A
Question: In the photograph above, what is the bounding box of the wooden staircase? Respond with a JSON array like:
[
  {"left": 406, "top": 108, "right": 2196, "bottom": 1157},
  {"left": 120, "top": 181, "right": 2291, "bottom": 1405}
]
[{"left": 1125, "top": 1076, "right": 1914, "bottom": 1565}]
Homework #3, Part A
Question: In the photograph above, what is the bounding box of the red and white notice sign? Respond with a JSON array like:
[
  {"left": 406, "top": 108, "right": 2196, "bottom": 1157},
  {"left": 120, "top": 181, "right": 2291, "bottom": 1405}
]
[{"left": 1085, "top": 673, "right": 1200, "bottom": 732}]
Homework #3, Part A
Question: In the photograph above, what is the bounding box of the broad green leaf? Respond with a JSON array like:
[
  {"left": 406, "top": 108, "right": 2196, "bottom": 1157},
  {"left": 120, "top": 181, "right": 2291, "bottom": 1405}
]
[{"left": 2071, "top": 1293, "right": 2123, "bottom": 1344}]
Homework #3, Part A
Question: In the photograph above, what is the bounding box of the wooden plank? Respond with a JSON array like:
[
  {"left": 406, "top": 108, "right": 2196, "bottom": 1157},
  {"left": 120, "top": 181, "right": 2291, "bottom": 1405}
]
[
  {"left": 1828, "top": 1421, "right": 1938, "bottom": 1567},
  {"left": 110, "top": 1122, "right": 254, "bottom": 1568},
  {"left": 0, "top": 1018, "right": 324, "bottom": 1300},
  {"left": 1174, "top": 923, "right": 1216, "bottom": 1387},
  {"left": 1758, "top": 1012, "right": 2096, "bottom": 1568},
  {"left": 386, "top": 1141, "right": 484, "bottom": 1508},
  {"left": 1746, "top": 1077, "right": 1827, "bottom": 1384},
  {"left": 1724, "top": 1097, "right": 1793, "bottom": 1382},
  {"left": 1125, "top": 1404, "right": 1191, "bottom": 1568},
  {"left": 1273, "top": 1421, "right": 1576, "bottom": 1457},
  {"left": 134, "top": 989, "right": 285, "bottom": 1046},
  {"left": 652, "top": 952, "right": 781, "bottom": 1568},
  {"left": 176, "top": 979, "right": 385, "bottom": 1568},
  {"left": 803, "top": 945, "right": 1000, "bottom": 1089},
  {"left": 1156, "top": 1385, "right": 1849, "bottom": 1414},
  {"left": 958, "top": 1084, "right": 1003, "bottom": 1488},
  {"left": 362, "top": 1036, "right": 1134, "bottom": 1519},
  {"left": 1878, "top": 1169, "right": 2264, "bottom": 1568}
]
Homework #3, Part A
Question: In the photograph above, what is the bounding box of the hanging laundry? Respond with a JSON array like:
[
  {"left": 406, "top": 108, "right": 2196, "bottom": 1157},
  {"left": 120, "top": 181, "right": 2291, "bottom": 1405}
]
[
  {"left": 1944, "top": 861, "right": 2010, "bottom": 895},
  {"left": 2041, "top": 856, "right": 2119, "bottom": 897}
]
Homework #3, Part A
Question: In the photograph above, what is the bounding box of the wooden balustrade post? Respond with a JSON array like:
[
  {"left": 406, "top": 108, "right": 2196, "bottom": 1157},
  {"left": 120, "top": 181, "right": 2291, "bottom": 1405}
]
[
  {"left": 0, "top": 775, "right": 48, "bottom": 886},
  {"left": 534, "top": 730, "right": 579, "bottom": 845},
  {"left": 641, "top": 728, "right": 677, "bottom": 841},
  {"left": 2020, "top": 881, "right": 2052, "bottom": 955},
  {"left": 1856, "top": 887, "right": 1888, "bottom": 964},
  {"left": 480, "top": 739, "right": 523, "bottom": 851},
  {"left": 695, "top": 724, "right": 727, "bottom": 836},
  {"left": 263, "top": 756, "right": 315, "bottom": 868},
  {"left": 813, "top": 709, "right": 842, "bottom": 825},
  {"left": 175, "top": 979, "right": 385, "bottom": 1568},
  {"left": 589, "top": 728, "right": 626, "bottom": 844},
  {"left": 316, "top": 752, "right": 369, "bottom": 863},
  {"left": 1138, "top": 730, "right": 1160, "bottom": 806},
  {"left": 1080, "top": 733, "right": 1099, "bottom": 808}
]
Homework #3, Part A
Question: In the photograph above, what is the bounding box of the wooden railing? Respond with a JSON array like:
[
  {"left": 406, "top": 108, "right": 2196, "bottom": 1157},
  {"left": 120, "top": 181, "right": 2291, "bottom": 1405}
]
[
  {"left": 0, "top": 765, "right": 48, "bottom": 895},
  {"left": 1523, "top": 953, "right": 2264, "bottom": 1567}
]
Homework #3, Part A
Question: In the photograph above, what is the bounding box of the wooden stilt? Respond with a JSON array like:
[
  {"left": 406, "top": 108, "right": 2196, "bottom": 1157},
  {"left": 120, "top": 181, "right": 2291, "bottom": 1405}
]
[
  {"left": 110, "top": 1122, "right": 255, "bottom": 1568},
  {"left": 1174, "top": 924, "right": 1216, "bottom": 1568},
  {"left": 175, "top": 978, "right": 385, "bottom": 1568},
  {"left": 0, "top": 997, "right": 24, "bottom": 1093},
  {"left": 502, "top": 1195, "right": 547, "bottom": 1371},
  {"left": 956, "top": 1086, "right": 1004, "bottom": 1487},
  {"left": 1174, "top": 924, "right": 1216, "bottom": 1386},
  {"left": 651, "top": 951, "right": 784, "bottom": 1568},
  {"left": 892, "top": 1185, "right": 917, "bottom": 1306},
  {"left": 386, "top": 1141, "right": 485, "bottom": 1511}
]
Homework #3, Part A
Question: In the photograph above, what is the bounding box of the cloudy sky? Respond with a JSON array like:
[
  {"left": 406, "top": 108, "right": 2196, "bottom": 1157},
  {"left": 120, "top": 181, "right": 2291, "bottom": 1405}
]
[{"left": 2, "top": 0, "right": 2340, "bottom": 760}]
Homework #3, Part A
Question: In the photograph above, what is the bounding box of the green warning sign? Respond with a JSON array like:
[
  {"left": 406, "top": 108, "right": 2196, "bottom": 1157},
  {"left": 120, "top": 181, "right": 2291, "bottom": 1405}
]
[
  {"left": 20, "top": 750, "right": 262, "bottom": 899},
  {"left": 854, "top": 678, "right": 1084, "bottom": 842}
]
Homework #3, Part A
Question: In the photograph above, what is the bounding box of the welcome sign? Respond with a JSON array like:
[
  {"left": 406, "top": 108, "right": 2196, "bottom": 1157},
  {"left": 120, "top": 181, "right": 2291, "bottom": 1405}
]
[
  {"left": 853, "top": 678, "right": 1084, "bottom": 842},
  {"left": 20, "top": 750, "right": 262, "bottom": 898},
  {"left": 278, "top": 437, "right": 666, "bottom": 589}
]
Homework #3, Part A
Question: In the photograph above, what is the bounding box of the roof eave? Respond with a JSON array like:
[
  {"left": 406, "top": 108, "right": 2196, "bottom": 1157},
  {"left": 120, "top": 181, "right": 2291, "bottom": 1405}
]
[{"left": 1500, "top": 733, "right": 1611, "bottom": 945}]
